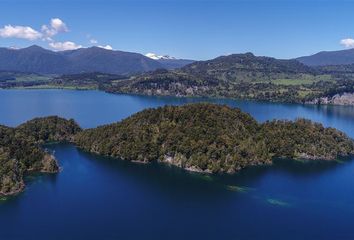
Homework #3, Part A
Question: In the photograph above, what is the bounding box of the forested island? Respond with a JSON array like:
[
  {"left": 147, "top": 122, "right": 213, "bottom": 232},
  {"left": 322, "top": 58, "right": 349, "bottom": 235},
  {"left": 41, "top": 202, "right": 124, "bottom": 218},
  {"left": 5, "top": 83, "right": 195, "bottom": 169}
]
[
  {"left": 1, "top": 103, "right": 354, "bottom": 196},
  {"left": 75, "top": 103, "right": 354, "bottom": 173}
]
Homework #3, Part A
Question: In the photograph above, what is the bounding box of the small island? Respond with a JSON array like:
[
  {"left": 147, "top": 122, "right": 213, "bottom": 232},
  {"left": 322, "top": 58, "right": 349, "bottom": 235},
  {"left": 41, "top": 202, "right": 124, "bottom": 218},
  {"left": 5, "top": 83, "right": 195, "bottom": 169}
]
[{"left": 1, "top": 103, "right": 354, "bottom": 197}]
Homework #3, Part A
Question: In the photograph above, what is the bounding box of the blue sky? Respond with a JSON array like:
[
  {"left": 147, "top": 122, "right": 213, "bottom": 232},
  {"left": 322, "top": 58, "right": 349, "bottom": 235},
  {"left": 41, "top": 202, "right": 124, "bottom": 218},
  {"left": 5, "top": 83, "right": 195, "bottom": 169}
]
[{"left": 0, "top": 0, "right": 354, "bottom": 60}]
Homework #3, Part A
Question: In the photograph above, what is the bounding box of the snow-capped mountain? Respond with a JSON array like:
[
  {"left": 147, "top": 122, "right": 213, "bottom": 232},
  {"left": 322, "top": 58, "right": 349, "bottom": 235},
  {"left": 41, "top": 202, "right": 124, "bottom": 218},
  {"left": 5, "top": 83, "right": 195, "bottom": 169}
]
[
  {"left": 145, "top": 52, "right": 195, "bottom": 69},
  {"left": 145, "top": 53, "right": 176, "bottom": 60}
]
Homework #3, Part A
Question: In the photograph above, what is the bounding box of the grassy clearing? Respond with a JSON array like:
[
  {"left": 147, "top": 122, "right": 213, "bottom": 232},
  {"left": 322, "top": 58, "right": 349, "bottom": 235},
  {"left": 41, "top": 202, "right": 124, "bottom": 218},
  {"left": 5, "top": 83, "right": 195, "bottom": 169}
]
[{"left": 271, "top": 75, "right": 333, "bottom": 86}]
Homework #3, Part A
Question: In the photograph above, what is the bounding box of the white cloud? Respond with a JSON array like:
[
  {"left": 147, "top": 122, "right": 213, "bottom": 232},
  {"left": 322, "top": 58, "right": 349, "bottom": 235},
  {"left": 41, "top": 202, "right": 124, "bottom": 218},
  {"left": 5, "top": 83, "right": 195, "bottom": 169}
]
[
  {"left": 98, "top": 45, "right": 113, "bottom": 50},
  {"left": 0, "top": 25, "right": 42, "bottom": 40},
  {"left": 340, "top": 38, "right": 354, "bottom": 48},
  {"left": 49, "top": 41, "right": 82, "bottom": 51},
  {"left": 51, "top": 18, "right": 68, "bottom": 32},
  {"left": 90, "top": 39, "right": 98, "bottom": 44},
  {"left": 41, "top": 25, "right": 54, "bottom": 38},
  {"left": 41, "top": 18, "right": 68, "bottom": 38},
  {"left": 0, "top": 18, "right": 86, "bottom": 51},
  {"left": 0, "top": 18, "right": 69, "bottom": 42}
]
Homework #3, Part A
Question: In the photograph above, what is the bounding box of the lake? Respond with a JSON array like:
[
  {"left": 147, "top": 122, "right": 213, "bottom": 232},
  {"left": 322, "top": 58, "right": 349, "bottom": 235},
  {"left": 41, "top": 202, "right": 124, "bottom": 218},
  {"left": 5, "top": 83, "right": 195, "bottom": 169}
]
[{"left": 0, "top": 89, "right": 354, "bottom": 240}]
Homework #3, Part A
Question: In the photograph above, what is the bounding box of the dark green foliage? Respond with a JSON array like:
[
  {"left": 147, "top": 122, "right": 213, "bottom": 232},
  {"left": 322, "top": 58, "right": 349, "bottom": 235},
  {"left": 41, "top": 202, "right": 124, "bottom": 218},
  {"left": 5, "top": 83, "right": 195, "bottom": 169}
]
[
  {"left": 0, "top": 117, "right": 81, "bottom": 196},
  {"left": 0, "top": 126, "right": 45, "bottom": 195},
  {"left": 17, "top": 116, "right": 82, "bottom": 143},
  {"left": 260, "top": 119, "right": 354, "bottom": 160},
  {"left": 75, "top": 103, "right": 354, "bottom": 173},
  {"left": 75, "top": 104, "right": 271, "bottom": 173}
]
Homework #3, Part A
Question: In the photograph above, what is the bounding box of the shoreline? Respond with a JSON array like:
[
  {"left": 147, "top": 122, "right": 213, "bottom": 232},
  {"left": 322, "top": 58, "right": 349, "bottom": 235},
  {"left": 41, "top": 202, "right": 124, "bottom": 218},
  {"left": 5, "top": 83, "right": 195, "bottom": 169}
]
[
  {"left": 0, "top": 181, "right": 25, "bottom": 197},
  {"left": 1, "top": 86, "right": 354, "bottom": 107}
]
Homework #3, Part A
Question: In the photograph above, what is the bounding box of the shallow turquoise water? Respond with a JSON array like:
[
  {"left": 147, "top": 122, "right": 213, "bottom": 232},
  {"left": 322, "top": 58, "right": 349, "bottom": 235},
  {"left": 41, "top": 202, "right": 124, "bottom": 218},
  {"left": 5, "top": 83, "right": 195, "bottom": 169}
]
[{"left": 0, "top": 89, "right": 354, "bottom": 239}]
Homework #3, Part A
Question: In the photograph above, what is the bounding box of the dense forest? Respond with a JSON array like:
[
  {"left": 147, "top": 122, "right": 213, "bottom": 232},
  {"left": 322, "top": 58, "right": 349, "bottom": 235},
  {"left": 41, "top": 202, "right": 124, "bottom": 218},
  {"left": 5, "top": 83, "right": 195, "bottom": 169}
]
[
  {"left": 17, "top": 116, "right": 82, "bottom": 143},
  {"left": 260, "top": 119, "right": 354, "bottom": 160},
  {"left": 74, "top": 103, "right": 354, "bottom": 174},
  {"left": 0, "top": 117, "right": 81, "bottom": 196}
]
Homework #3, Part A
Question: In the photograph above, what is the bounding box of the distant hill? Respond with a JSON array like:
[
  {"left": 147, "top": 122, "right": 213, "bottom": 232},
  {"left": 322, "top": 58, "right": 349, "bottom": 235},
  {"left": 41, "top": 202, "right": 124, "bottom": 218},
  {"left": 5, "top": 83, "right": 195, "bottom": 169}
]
[
  {"left": 0, "top": 45, "right": 163, "bottom": 75},
  {"left": 182, "top": 53, "right": 314, "bottom": 78},
  {"left": 297, "top": 49, "right": 354, "bottom": 66},
  {"left": 108, "top": 52, "right": 326, "bottom": 102}
]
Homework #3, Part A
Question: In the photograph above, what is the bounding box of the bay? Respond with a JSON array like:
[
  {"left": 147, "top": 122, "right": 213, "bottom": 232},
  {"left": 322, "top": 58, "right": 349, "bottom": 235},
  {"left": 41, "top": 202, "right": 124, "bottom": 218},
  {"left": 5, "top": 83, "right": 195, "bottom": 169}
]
[{"left": 0, "top": 89, "right": 354, "bottom": 240}]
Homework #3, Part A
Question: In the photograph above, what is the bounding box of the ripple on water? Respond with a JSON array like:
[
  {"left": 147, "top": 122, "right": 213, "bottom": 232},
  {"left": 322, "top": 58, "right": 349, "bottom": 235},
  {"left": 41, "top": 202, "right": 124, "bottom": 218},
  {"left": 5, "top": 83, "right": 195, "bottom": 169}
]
[{"left": 266, "top": 198, "right": 292, "bottom": 207}]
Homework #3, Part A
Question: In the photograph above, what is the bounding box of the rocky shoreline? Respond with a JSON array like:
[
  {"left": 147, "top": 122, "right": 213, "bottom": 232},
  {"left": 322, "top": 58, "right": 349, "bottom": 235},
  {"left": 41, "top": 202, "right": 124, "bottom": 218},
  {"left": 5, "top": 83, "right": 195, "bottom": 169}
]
[
  {"left": 0, "top": 154, "right": 59, "bottom": 197},
  {"left": 0, "top": 181, "right": 25, "bottom": 197}
]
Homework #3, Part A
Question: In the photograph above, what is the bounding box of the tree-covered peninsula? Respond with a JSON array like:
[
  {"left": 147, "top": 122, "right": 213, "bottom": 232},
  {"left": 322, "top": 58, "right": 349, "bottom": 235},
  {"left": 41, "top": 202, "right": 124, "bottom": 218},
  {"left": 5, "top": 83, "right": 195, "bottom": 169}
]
[
  {"left": 74, "top": 103, "right": 354, "bottom": 173},
  {"left": 0, "top": 117, "right": 81, "bottom": 196}
]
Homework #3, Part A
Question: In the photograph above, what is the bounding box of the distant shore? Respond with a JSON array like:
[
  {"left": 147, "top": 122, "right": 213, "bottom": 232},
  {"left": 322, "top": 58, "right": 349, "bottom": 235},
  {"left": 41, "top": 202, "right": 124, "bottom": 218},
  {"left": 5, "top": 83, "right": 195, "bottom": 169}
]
[{"left": 3, "top": 86, "right": 354, "bottom": 107}]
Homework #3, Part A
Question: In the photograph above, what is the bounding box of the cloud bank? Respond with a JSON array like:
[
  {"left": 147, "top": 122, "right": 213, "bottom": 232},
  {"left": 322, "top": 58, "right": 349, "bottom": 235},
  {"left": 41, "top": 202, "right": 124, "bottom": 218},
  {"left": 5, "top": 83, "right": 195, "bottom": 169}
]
[
  {"left": 0, "top": 18, "right": 112, "bottom": 51},
  {"left": 0, "top": 25, "right": 42, "bottom": 40},
  {"left": 49, "top": 41, "right": 83, "bottom": 51},
  {"left": 340, "top": 38, "right": 354, "bottom": 48}
]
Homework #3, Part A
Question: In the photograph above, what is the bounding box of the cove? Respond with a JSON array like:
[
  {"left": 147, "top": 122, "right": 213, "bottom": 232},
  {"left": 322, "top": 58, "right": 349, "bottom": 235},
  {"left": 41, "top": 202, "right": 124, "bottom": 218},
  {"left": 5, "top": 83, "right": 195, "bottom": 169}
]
[{"left": 0, "top": 89, "right": 354, "bottom": 239}]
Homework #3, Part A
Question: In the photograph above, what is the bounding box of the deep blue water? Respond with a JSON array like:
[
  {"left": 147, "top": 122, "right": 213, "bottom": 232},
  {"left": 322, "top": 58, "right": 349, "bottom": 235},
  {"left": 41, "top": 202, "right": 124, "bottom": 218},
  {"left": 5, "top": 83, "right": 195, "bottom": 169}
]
[{"left": 0, "top": 89, "right": 354, "bottom": 240}]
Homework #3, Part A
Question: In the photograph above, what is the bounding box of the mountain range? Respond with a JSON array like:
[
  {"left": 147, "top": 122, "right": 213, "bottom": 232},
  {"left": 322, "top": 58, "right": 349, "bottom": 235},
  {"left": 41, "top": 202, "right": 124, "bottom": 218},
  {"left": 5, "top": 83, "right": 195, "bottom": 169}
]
[
  {"left": 297, "top": 48, "right": 354, "bottom": 66},
  {"left": 0, "top": 45, "right": 193, "bottom": 75},
  {"left": 1, "top": 45, "right": 354, "bottom": 104},
  {"left": 2, "top": 45, "right": 354, "bottom": 76}
]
